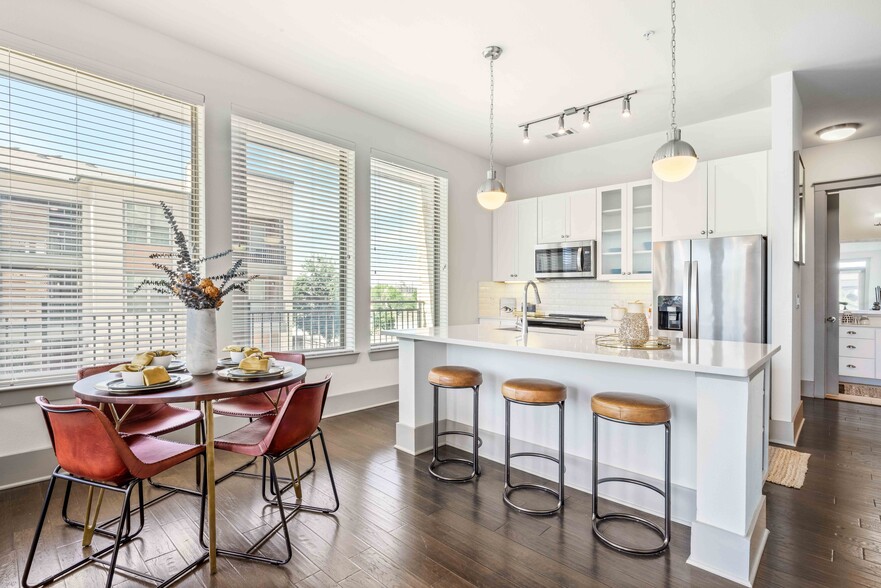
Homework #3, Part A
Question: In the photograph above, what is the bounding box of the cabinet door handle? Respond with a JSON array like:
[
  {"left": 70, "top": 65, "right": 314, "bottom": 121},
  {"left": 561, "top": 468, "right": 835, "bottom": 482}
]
[
  {"left": 847, "top": 330, "right": 857, "bottom": 335},
  {"left": 700, "top": 230, "right": 706, "bottom": 235},
  {"left": 708, "top": 229, "right": 714, "bottom": 234},
  {"left": 847, "top": 364, "right": 857, "bottom": 369},
  {"left": 847, "top": 345, "right": 856, "bottom": 349}
]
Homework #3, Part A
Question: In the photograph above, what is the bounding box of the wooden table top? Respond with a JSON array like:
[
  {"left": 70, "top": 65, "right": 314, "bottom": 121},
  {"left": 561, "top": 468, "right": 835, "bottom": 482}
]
[{"left": 72, "top": 361, "right": 307, "bottom": 404}]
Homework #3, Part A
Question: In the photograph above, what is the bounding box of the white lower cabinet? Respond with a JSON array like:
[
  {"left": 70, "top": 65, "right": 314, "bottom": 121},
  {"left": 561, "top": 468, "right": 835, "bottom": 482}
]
[{"left": 839, "top": 326, "right": 881, "bottom": 379}]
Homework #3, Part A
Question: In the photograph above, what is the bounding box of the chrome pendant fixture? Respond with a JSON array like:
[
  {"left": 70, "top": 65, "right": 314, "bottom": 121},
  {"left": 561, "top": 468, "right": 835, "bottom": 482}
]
[
  {"left": 652, "top": 0, "right": 698, "bottom": 182},
  {"left": 477, "top": 45, "right": 507, "bottom": 210}
]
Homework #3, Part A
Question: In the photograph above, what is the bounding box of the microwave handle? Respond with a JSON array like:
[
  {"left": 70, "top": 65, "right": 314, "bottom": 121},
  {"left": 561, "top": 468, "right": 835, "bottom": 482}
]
[{"left": 576, "top": 247, "right": 583, "bottom": 272}]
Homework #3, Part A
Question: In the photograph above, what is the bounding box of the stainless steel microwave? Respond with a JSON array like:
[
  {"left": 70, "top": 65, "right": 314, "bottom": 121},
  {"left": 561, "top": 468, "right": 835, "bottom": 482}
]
[{"left": 534, "top": 240, "right": 596, "bottom": 279}]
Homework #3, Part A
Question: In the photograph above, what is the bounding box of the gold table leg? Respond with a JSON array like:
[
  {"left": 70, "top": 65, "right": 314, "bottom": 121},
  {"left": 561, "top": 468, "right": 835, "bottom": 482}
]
[
  {"left": 286, "top": 452, "right": 303, "bottom": 500},
  {"left": 205, "top": 399, "right": 217, "bottom": 574}
]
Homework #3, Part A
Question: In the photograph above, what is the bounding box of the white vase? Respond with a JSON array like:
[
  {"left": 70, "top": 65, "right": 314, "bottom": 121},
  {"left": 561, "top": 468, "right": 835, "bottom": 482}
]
[{"left": 186, "top": 308, "right": 218, "bottom": 375}]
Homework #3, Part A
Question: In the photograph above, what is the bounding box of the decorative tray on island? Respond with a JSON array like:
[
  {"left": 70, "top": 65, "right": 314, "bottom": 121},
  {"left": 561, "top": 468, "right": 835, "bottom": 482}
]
[{"left": 594, "top": 334, "right": 671, "bottom": 350}]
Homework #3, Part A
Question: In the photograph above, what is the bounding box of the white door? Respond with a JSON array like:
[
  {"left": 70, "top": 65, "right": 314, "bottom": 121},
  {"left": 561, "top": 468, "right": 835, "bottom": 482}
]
[
  {"left": 492, "top": 202, "right": 519, "bottom": 281},
  {"left": 652, "top": 162, "right": 708, "bottom": 241},
  {"left": 517, "top": 199, "right": 538, "bottom": 280},
  {"left": 567, "top": 188, "right": 597, "bottom": 241},
  {"left": 708, "top": 151, "right": 768, "bottom": 238},
  {"left": 537, "top": 193, "right": 568, "bottom": 243}
]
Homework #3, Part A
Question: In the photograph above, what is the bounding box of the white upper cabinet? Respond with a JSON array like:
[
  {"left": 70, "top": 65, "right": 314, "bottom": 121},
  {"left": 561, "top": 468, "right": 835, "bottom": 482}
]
[
  {"left": 492, "top": 198, "right": 537, "bottom": 282},
  {"left": 596, "top": 181, "right": 652, "bottom": 280},
  {"left": 536, "top": 189, "right": 597, "bottom": 244},
  {"left": 567, "top": 189, "right": 598, "bottom": 241},
  {"left": 653, "top": 162, "right": 708, "bottom": 241},
  {"left": 537, "top": 193, "right": 568, "bottom": 243},
  {"left": 653, "top": 150, "right": 768, "bottom": 242},
  {"left": 708, "top": 151, "right": 768, "bottom": 238}
]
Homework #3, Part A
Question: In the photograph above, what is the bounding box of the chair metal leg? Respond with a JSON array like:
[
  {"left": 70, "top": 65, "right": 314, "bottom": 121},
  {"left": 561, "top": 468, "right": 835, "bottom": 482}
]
[
  {"left": 591, "top": 414, "right": 671, "bottom": 555},
  {"left": 428, "top": 385, "right": 482, "bottom": 483},
  {"left": 503, "top": 399, "right": 565, "bottom": 516},
  {"left": 278, "top": 428, "right": 340, "bottom": 514}
]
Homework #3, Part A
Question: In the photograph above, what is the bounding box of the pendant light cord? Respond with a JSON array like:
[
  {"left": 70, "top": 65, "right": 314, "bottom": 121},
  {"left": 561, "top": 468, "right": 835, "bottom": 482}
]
[
  {"left": 489, "top": 56, "right": 495, "bottom": 172},
  {"left": 670, "top": 0, "right": 677, "bottom": 131}
]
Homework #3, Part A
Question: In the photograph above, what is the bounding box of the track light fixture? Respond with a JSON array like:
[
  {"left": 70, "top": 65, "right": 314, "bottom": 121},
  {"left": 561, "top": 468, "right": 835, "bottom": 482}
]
[{"left": 518, "top": 90, "right": 637, "bottom": 144}]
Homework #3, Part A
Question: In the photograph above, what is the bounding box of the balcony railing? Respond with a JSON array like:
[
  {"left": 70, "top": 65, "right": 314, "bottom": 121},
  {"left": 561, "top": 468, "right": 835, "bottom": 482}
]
[{"left": 369, "top": 300, "right": 426, "bottom": 347}]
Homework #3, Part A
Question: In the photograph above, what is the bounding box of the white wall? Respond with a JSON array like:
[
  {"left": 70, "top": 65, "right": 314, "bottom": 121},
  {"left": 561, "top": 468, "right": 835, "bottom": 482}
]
[
  {"left": 0, "top": 0, "right": 495, "bottom": 487},
  {"left": 800, "top": 135, "right": 881, "bottom": 384},
  {"left": 767, "top": 72, "right": 803, "bottom": 445},
  {"left": 505, "top": 108, "right": 771, "bottom": 198}
]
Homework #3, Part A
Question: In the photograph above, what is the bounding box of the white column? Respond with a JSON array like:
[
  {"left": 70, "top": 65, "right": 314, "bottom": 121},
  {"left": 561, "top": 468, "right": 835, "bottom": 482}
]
[
  {"left": 395, "top": 338, "right": 447, "bottom": 455},
  {"left": 687, "top": 368, "right": 769, "bottom": 587}
]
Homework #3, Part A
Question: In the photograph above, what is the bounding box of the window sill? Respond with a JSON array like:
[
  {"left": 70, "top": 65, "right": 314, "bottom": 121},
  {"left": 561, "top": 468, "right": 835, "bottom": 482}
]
[
  {"left": 368, "top": 347, "right": 399, "bottom": 361},
  {"left": 303, "top": 350, "right": 361, "bottom": 368}
]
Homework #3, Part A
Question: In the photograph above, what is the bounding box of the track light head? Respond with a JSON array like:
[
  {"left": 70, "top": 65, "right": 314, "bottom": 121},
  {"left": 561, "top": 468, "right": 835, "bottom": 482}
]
[
  {"left": 582, "top": 109, "right": 591, "bottom": 128},
  {"left": 555, "top": 114, "right": 567, "bottom": 135},
  {"left": 522, "top": 126, "right": 530, "bottom": 144},
  {"left": 622, "top": 96, "right": 632, "bottom": 118}
]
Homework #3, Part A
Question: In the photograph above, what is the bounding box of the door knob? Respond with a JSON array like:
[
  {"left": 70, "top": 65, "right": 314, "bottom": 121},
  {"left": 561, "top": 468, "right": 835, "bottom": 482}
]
[{"left": 826, "top": 316, "right": 837, "bottom": 323}]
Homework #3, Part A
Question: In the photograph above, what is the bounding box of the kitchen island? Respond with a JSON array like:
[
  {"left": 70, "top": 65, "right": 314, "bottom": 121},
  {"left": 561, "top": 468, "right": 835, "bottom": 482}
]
[{"left": 387, "top": 324, "right": 780, "bottom": 587}]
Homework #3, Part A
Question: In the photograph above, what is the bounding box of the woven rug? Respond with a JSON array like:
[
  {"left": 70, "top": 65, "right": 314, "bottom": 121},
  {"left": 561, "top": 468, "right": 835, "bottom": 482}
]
[
  {"left": 767, "top": 446, "right": 810, "bottom": 489},
  {"left": 840, "top": 382, "right": 881, "bottom": 399}
]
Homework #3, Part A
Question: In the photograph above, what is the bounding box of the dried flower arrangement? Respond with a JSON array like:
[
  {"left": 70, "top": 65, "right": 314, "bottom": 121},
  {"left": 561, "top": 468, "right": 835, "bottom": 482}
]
[{"left": 134, "top": 201, "right": 256, "bottom": 310}]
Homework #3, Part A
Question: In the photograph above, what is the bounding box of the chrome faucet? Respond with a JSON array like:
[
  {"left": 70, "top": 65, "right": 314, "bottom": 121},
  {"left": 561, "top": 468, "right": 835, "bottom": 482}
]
[{"left": 521, "top": 280, "right": 542, "bottom": 339}]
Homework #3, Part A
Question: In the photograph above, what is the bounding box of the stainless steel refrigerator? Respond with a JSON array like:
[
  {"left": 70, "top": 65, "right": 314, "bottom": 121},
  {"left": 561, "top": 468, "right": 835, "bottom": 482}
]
[{"left": 652, "top": 235, "right": 766, "bottom": 343}]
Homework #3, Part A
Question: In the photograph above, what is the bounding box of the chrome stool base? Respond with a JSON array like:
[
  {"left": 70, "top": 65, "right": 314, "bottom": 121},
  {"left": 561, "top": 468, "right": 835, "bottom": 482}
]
[
  {"left": 503, "top": 398, "right": 565, "bottom": 516},
  {"left": 428, "top": 384, "right": 482, "bottom": 483},
  {"left": 591, "top": 413, "right": 671, "bottom": 555}
]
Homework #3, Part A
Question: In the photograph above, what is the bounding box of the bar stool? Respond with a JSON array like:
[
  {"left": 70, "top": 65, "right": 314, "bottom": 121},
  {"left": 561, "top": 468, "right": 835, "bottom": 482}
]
[
  {"left": 427, "top": 365, "right": 483, "bottom": 482},
  {"left": 501, "top": 378, "right": 566, "bottom": 515},
  {"left": 591, "top": 392, "right": 671, "bottom": 555}
]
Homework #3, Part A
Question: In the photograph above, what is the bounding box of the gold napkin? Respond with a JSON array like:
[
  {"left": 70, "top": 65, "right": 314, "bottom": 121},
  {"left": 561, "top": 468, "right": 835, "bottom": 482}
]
[
  {"left": 243, "top": 347, "right": 262, "bottom": 357},
  {"left": 223, "top": 345, "right": 245, "bottom": 352},
  {"left": 142, "top": 366, "right": 171, "bottom": 386},
  {"left": 131, "top": 351, "right": 156, "bottom": 367},
  {"left": 151, "top": 349, "right": 177, "bottom": 357},
  {"left": 238, "top": 355, "right": 270, "bottom": 373},
  {"left": 110, "top": 364, "right": 143, "bottom": 373}
]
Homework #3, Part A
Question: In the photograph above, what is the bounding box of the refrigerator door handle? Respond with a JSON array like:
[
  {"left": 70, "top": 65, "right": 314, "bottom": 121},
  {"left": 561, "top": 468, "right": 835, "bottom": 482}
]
[
  {"left": 683, "top": 261, "right": 693, "bottom": 338},
  {"left": 691, "top": 261, "right": 699, "bottom": 339}
]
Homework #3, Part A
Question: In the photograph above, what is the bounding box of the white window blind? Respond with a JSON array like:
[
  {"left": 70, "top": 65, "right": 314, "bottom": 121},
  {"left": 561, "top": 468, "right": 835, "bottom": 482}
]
[
  {"left": 0, "top": 47, "right": 202, "bottom": 388},
  {"left": 231, "top": 115, "right": 355, "bottom": 354},
  {"left": 370, "top": 156, "right": 448, "bottom": 348}
]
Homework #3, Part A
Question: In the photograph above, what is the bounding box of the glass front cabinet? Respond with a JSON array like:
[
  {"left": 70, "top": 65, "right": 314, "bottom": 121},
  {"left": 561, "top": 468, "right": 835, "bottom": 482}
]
[{"left": 596, "top": 180, "right": 653, "bottom": 280}]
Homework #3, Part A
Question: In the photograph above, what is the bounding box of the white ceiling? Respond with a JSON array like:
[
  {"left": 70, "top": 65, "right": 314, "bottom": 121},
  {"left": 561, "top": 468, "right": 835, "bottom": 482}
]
[
  {"left": 840, "top": 186, "right": 881, "bottom": 242},
  {"left": 79, "top": 0, "right": 881, "bottom": 166}
]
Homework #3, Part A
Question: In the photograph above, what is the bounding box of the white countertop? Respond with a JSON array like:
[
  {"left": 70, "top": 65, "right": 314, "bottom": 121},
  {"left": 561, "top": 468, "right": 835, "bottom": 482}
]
[{"left": 387, "top": 324, "right": 780, "bottom": 378}]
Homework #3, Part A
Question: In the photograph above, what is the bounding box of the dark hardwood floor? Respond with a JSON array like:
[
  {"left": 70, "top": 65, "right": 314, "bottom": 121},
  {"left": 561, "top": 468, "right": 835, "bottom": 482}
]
[{"left": 3, "top": 397, "right": 881, "bottom": 587}]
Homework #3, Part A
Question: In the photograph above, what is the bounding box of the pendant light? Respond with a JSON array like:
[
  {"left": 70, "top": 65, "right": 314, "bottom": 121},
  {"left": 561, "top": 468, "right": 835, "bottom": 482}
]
[
  {"left": 652, "top": 0, "right": 698, "bottom": 182},
  {"left": 477, "top": 45, "right": 507, "bottom": 210}
]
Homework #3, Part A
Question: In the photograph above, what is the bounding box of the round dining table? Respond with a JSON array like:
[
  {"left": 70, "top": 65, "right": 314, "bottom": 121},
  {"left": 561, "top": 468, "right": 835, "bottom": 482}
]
[{"left": 73, "top": 361, "right": 308, "bottom": 574}]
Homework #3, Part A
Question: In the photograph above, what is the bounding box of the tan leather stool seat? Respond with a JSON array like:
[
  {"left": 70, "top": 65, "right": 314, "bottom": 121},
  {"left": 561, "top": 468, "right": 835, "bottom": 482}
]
[
  {"left": 501, "top": 378, "right": 567, "bottom": 404},
  {"left": 428, "top": 365, "right": 482, "bottom": 388},
  {"left": 591, "top": 392, "right": 671, "bottom": 424}
]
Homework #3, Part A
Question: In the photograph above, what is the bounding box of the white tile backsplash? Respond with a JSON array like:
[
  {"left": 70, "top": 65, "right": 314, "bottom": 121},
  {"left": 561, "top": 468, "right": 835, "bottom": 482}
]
[{"left": 479, "top": 280, "right": 652, "bottom": 319}]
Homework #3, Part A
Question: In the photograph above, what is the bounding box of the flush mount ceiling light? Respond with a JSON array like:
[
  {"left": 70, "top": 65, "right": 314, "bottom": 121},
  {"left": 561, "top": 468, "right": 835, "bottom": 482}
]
[
  {"left": 477, "top": 45, "right": 507, "bottom": 211},
  {"left": 518, "top": 91, "right": 637, "bottom": 143},
  {"left": 817, "top": 123, "right": 860, "bottom": 142},
  {"left": 652, "top": 0, "right": 698, "bottom": 182}
]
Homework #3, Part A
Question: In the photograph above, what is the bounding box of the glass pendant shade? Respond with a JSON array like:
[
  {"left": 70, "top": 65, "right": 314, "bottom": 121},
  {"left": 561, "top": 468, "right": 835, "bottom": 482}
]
[
  {"left": 652, "top": 129, "right": 698, "bottom": 182},
  {"left": 477, "top": 169, "right": 507, "bottom": 210}
]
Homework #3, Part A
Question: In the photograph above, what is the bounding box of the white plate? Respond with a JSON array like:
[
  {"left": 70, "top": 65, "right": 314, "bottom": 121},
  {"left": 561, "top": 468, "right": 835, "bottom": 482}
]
[
  {"left": 216, "top": 366, "right": 292, "bottom": 381},
  {"left": 217, "top": 357, "right": 239, "bottom": 367},
  {"left": 97, "top": 373, "right": 193, "bottom": 394},
  {"left": 226, "top": 365, "right": 284, "bottom": 378},
  {"left": 167, "top": 360, "right": 187, "bottom": 372}
]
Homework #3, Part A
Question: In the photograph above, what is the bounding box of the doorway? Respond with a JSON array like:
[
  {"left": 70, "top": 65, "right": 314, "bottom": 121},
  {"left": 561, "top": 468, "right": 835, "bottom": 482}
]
[{"left": 814, "top": 176, "right": 881, "bottom": 402}]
